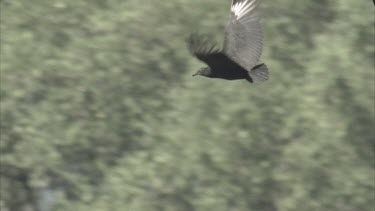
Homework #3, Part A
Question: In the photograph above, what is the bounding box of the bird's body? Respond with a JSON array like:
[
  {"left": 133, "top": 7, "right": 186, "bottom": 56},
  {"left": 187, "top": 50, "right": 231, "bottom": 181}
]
[
  {"left": 188, "top": 0, "right": 269, "bottom": 84},
  {"left": 194, "top": 53, "right": 251, "bottom": 81}
]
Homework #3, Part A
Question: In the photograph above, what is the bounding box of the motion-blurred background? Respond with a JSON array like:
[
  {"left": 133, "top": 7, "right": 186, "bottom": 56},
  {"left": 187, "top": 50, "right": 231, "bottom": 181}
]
[{"left": 1, "top": 0, "right": 374, "bottom": 211}]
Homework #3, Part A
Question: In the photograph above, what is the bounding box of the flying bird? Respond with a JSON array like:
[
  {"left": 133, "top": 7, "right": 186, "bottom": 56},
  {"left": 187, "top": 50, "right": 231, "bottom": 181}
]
[{"left": 188, "top": 0, "right": 268, "bottom": 83}]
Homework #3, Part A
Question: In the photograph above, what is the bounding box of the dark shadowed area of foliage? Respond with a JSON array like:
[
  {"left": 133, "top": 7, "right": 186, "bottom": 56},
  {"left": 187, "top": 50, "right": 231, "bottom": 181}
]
[{"left": 1, "top": 0, "right": 374, "bottom": 211}]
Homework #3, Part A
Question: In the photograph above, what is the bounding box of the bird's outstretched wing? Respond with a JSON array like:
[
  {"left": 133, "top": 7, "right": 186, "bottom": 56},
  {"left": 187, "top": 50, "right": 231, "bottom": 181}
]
[
  {"left": 187, "top": 34, "right": 233, "bottom": 69},
  {"left": 224, "top": 0, "right": 263, "bottom": 70}
]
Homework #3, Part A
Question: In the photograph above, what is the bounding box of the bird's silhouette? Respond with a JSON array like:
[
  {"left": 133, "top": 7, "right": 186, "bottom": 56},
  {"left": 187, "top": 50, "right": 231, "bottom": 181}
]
[{"left": 188, "top": 0, "right": 268, "bottom": 83}]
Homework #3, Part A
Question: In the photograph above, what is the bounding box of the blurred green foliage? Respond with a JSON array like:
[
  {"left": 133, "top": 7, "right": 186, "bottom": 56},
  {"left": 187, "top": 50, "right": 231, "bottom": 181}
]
[{"left": 0, "top": 0, "right": 374, "bottom": 211}]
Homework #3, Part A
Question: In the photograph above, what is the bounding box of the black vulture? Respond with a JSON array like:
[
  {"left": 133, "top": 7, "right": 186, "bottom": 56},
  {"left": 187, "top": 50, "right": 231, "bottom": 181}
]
[{"left": 188, "top": 0, "right": 268, "bottom": 83}]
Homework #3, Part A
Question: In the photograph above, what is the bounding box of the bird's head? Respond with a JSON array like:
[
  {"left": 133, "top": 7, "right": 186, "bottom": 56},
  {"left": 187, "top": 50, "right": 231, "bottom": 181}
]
[{"left": 192, "top": 67, "right": 211, "bottom": 77}]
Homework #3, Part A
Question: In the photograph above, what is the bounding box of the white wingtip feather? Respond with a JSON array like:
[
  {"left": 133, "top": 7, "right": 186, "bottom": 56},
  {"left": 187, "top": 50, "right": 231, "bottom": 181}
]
[{"left": 231, "top": 0, "right": 258, "bottom": 20}]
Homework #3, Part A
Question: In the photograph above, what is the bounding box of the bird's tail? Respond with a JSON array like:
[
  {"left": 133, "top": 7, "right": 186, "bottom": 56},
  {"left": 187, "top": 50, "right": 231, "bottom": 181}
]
[{"left": 248, "top": 63, "right": 269, "bottom": 83}]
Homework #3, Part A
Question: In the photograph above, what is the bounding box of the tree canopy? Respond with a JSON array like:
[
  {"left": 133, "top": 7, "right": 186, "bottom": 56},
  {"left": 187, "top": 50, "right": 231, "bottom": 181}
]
[{"left": 1, "top": 0, "right": 374, "bottom": 211}]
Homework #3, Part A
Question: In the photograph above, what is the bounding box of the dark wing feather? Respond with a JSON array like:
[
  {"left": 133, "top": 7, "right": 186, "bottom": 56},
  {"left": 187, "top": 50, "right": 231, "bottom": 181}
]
[
  {"left": 224, "top": 0, "right": 263, "bottom": 70},
  {"left": 187, "top": 34, "right": 233, "bottom": 69}
]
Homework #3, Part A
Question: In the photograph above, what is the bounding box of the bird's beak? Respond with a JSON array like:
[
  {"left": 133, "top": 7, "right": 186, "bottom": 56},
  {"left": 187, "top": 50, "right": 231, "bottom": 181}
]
[{"left": 192, "top": 73, "right": 199, "bottom": 77}]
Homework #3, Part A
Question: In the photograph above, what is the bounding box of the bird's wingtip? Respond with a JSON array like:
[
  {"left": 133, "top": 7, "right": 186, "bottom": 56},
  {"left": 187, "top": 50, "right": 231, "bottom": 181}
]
[{"left": 231, "top": 0, "right": 258, "bottom": 20}]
